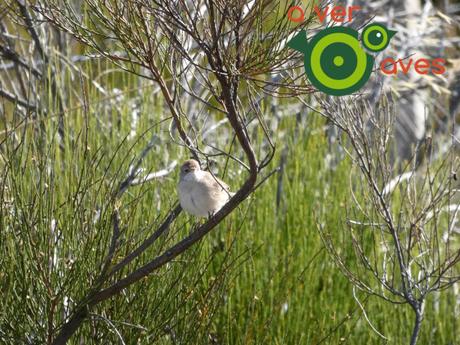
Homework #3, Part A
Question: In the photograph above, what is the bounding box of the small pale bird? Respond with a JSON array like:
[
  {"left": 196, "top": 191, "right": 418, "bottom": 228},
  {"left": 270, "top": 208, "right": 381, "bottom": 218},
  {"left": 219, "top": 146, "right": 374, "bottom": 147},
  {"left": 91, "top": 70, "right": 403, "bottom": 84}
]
[{"left": 178, "top": 159, "right": 234, "bottom": 217}]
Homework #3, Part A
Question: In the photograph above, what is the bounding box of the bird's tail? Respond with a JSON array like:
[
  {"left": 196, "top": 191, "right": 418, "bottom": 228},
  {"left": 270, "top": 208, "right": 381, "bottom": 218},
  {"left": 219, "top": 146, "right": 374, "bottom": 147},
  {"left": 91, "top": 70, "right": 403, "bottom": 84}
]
[{"left": 287, "top": 30, "right": 309, "bottom": 54}]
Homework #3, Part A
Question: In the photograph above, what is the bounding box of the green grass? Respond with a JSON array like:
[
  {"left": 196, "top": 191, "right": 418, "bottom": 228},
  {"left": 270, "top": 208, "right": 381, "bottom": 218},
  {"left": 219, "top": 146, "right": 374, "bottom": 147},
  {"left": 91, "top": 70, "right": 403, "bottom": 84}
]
[{"left": 0, "top": 58, "right": 458, "bottom": 345}]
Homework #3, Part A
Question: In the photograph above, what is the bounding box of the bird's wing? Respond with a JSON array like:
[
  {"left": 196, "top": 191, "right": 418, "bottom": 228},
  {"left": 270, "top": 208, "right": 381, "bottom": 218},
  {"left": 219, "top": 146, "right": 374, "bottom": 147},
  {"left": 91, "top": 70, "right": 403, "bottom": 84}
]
[{"left": 203, "top": 171, "right": 230, "bottom": 191}]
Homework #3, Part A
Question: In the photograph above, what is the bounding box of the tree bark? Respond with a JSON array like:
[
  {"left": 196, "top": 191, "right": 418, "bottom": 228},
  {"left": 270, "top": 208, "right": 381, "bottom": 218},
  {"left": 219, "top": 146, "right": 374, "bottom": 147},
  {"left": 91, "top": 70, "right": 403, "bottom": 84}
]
[
  {"left": 51, "top": 306, "right": 88, "bottom": 345},
  {"left": 409, "top": 303, "right": 424, "bottom": 345}
]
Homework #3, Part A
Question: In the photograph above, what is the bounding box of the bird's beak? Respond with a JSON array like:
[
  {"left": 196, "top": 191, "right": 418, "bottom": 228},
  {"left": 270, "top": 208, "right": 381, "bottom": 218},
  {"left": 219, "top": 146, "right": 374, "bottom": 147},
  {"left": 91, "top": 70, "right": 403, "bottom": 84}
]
[{"left": 388, "top": 30, "right": 397, "bottom": 39}]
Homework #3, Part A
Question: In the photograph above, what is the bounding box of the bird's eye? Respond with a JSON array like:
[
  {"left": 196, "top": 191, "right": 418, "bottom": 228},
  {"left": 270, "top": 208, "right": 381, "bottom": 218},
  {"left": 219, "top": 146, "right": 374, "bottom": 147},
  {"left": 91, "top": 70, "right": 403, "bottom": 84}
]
[
  {"left": 362, "top": 24, "right": 395, "bottom": 52},
  {"left": 184, "top": 168, "right": 190, "bottom": 173}
]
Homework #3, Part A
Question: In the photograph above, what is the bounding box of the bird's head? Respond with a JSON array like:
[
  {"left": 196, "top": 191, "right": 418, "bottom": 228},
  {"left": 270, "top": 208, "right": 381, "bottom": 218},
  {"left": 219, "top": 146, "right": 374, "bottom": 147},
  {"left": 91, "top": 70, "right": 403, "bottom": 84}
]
[
  {"left": 361, "top": 23, "right": 397, "bottom": 53},
  {"left": 180, "top": 159, "right": 201, "bottom": 179}
]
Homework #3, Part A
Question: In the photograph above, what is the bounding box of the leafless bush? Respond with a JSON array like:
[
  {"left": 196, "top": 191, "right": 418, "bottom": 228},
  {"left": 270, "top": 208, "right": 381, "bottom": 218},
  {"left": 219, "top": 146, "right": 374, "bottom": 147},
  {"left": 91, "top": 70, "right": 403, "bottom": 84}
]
[{"left": 313, "top": 95, "right": 459, "bottom": 345}]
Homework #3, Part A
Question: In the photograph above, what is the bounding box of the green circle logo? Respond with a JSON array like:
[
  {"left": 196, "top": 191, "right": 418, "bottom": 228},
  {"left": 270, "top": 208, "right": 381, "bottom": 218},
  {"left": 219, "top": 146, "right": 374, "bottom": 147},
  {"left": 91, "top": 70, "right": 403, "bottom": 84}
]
[
  {"left": 305, "top": 27, "right": 373, "bottom": 96},
  {"left": 286, "top": 24, "right": 396, "bottom": 96},
  {"left": 362, "top": 23, "right": 396, "bottom": 52}
]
